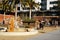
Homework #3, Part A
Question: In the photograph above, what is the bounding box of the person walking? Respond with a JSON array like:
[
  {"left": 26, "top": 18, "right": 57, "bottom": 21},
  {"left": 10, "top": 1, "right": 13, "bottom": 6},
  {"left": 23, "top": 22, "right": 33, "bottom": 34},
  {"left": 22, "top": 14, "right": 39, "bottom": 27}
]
[
  {"left": 39, "top": 20, "right": 45, "bottom": 30},
  {"left": 55, "top": 21, "right": 58, "bottom": 28}
]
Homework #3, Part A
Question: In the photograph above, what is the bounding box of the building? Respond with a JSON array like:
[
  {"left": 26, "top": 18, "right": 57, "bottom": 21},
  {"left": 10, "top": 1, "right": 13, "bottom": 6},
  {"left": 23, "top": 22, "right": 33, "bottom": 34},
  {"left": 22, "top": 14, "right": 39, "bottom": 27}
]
[
  {"left": 0, "top": 0, "right": 59, "bottom": 18},
  {"left": 34, "top": 0, "right": 58, "bottom": 10},
  {"left": 47, "top": 0, "right": 58, "bottom": 10},
  {"left": 17, "top": 0, "right": 58, "bottom": 12},
  {"left": 41, "top": 0, "right": 47, "bottom": 10}
]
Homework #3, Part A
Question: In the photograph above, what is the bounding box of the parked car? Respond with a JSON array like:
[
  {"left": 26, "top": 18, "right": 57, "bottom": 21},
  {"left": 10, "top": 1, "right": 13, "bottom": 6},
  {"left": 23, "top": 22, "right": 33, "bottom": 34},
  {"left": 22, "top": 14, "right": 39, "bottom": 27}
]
[{"left": 0, "top": 27, "right": 7, "bottom": 32}]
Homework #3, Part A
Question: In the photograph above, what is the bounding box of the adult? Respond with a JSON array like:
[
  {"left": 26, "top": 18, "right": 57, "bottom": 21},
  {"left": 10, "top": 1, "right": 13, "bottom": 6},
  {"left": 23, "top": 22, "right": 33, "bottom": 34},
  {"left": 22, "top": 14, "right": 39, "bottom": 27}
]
[
  {"left": 55, "top": 21, "right": 58, "bottom": 28},
  {"left": 39, "top": 20, "right": 45, "bottom": 30}
]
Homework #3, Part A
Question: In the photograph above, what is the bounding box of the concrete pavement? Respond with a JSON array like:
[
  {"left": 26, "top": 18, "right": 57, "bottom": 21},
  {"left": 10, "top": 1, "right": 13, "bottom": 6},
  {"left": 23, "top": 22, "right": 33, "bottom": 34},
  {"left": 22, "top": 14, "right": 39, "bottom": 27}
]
[
  {"left": 27, "top": 30, "right": 60, "bottom": 40},
  {"left": 0, "top": 30, "right": 38, "bottom": 36}
]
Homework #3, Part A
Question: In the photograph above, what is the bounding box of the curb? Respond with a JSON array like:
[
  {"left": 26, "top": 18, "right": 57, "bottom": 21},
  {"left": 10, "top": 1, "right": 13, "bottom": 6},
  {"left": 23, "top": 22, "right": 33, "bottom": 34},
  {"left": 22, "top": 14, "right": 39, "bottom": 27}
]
[{"left": 0, "top": 30, "right": 38, "bottom": 36}]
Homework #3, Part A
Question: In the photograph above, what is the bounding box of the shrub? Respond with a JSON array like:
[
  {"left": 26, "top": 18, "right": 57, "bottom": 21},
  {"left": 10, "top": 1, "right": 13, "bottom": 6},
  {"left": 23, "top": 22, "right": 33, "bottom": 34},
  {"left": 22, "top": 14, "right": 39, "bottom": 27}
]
[{"left": 23, "top": 18, "right": 35, "bottom": 23}]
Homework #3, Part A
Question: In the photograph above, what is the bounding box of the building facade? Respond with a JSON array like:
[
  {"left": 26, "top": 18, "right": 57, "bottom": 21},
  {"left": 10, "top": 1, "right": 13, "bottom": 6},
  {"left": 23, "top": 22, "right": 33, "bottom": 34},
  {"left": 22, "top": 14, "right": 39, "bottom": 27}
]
[
  {"left": 47, "top": 0, "right": 58, "bottom": 10},
  {"left": 17, "top": 0, "right": 59, "bottom": 16},
  {"left": 18, "top": 0, "right": 58, "bottom": 11}
]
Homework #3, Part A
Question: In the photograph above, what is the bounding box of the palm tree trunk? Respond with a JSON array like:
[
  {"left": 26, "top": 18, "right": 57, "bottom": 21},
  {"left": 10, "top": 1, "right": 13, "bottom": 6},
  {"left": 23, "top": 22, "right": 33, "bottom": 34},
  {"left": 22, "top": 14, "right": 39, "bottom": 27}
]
[
  {"left": 15, "top": 4, "right": 17, "bottom": 20},
  {"left": 4, "top": 12, "right": 5, "bottom": 21},
  {"left": 29, "top": 8, "right": 32, "bottom": 19},
  {"left": 15, "top": 4, "right": 18, "bottom": 28}
]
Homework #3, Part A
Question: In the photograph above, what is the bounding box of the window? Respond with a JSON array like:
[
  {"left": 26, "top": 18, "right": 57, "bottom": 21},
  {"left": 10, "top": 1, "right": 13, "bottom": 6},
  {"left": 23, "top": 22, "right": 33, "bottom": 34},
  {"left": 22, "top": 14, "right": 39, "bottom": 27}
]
[
  {"left": 50, "top": 7, "right": 53, "bottom": 10},
  {"left": 41, "top": 0, "right": 47, "bottom": 1},
  {"left": 50, "top": 1, "right": 58, "bottom": 4},
  {"left": 41, "top": 6, "right": 46, "bottom": 10},
  {"left": 52, "top": 13, "right": 57, "bottom": 16},
  {"left": 50, "top": 6, "right": 58, "bottom": 10}
]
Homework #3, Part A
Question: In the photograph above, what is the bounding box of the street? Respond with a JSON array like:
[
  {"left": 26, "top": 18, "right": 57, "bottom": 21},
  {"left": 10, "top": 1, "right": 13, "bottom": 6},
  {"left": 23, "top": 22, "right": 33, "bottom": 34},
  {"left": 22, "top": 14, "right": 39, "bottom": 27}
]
[{"left": 27, "top": 29, "right": 60, "bottom": 40}]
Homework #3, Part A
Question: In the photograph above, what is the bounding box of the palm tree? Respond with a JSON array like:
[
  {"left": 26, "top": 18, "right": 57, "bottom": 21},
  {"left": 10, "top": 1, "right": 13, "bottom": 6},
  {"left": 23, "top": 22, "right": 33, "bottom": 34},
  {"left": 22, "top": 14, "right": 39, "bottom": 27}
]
[
  {"left": 9, "top": 0, "right": 20, "bottom": 23},
  {"left": 2, "top": 0, "right": 17, "bottom": 24},
  {"left": 2, "top": 0, "right": 9, "bottom": 21},
  {"left": 29, "top": 1, "right": 40, "bottom": 19},
  {"left": 21, "top": 0, "right": 40, "bottom": 19},
  {"left": 14, "top": 0, "right": 20, "bottom": 20}
]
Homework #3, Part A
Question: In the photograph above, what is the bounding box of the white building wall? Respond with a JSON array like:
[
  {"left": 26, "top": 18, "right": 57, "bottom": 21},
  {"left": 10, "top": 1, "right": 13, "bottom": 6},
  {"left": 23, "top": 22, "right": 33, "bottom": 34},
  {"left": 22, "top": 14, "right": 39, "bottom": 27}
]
[
  {"left": 47, "top": 0, "right": 58, "bottom": 10},
  {"left": 34, "top": 0, "right": 41, "bottom": 9},
  {"left": 34, "top": 0, "right": 41, "bottom": 3},
  {"left": 17, "top": 3, "right": 23, "bottom": 11},
  {"left": 47, "top": 0, "right": 50, "bottom": 10},
  {"left": 50, "top": 0, "right": 58, "bottom": 1}
]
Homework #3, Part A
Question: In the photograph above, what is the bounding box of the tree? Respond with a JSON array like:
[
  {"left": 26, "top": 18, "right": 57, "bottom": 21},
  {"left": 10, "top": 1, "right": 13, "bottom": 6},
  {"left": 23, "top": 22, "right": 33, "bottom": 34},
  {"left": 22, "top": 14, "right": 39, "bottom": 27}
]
[
  {"left": 14, "top": 0, "right": 20, "bottom": 20},
  {"left": 0, "top": 1, "right": 3, "bottom": 10},
  {"left": 2, "top": 0, "right": 9, "bottom": 21},
  {"left": 2, "top": 0, "right": 20, "bottom": 25},
  {"left": 21, "top": 0, "right": 40, "bottom": 19},
  {"left": 58, "top": 0, "right": 60, "bottom": 10}
]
